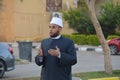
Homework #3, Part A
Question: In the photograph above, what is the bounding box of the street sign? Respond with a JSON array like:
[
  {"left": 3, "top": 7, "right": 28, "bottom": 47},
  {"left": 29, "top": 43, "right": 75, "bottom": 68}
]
[{"left": 46, "top": 0, "right": 62, "bottom": 12}]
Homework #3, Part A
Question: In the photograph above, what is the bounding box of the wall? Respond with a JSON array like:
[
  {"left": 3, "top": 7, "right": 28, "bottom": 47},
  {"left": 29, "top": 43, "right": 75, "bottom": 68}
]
[
  {"left": 14, "top": 0, "right": 49, "bottom": 41},
  {"left": 0, "top": 0, "right": 15, "bottom": 42},
  {"left": 113, "top": 0, "right": 120, "bottom": 4},
  {"left": 14, "top": 0, "right": 74, "bottom": 41}
]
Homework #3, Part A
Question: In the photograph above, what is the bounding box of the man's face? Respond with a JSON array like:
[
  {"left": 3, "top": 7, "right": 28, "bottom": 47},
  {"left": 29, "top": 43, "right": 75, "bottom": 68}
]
[{"left": 49, "top": 24, "right": 62, "bottom": 37}]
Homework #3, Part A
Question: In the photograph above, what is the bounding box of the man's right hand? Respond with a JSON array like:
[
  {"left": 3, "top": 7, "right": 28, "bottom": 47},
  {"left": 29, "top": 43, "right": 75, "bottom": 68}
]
[{"left": 38, "top": 48, "right": 43, "bottom": 56}]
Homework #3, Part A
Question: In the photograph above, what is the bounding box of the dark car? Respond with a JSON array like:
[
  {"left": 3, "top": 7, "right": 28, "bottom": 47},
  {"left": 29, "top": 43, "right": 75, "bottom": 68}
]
[
  {"left": 0, "top": 43, "right": 15, "bottom": 78},
  {"left": 108, "top": 38, "right": 120, "bottom": 55}
]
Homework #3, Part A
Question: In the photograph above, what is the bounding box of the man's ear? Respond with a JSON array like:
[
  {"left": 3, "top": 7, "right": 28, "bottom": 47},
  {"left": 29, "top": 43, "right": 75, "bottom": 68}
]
[{"left": 59, "top": 27, "right": 62, "bottom": 31}]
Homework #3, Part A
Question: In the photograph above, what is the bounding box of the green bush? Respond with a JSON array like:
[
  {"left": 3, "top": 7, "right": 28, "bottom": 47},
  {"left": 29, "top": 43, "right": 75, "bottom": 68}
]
[
  {"left": 70, "top": 35, "right": 87, "bottom": 45},
  {"left": 63, "top": 34, "right": 120, "bottom": 46},
  {"left": 62, "top": 34, "right": 70, "bottom": 39},
  {"left": 87, "top": 35, "right": 100, "bottom": 46},
  {"left": 107, "top": 35, "right": 120, "bottom": 40},
  {"left": 62, "top": 34, "right": 100, "bottom": 46}
]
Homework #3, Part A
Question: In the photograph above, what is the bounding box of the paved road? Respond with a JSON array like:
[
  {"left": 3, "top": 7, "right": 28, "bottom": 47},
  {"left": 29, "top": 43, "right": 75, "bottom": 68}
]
[{"left": 2, "top": 43, "right": 120, "bottom": 79}]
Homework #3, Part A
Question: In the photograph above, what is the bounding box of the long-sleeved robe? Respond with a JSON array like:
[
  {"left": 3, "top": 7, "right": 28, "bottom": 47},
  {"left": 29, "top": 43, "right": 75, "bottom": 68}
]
[{"left": 35, "top": 36, "right": 77, "bottom": 80}]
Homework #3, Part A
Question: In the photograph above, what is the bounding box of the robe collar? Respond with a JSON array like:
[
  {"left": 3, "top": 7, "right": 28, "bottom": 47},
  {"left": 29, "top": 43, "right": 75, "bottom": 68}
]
[{"left": 51, "top": 35, "right": 61, "bottom": 39}]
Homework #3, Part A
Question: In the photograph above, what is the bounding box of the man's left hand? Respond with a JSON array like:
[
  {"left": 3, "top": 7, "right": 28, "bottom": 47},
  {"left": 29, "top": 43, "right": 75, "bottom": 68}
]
[{"left": 48, "top": 46, "right": 60, "bottom": 56}]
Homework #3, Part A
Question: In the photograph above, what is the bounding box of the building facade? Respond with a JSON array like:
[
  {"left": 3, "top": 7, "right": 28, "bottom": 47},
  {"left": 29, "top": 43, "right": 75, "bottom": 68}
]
[
  {"left": 0, "top": 0, "right": 15, "bottom": 42},
  {"left": 0, "top": 0, "right": 75, "bottom": 42},
  {"left": 0, "top": 0, "right": 119, "bottom": 42}
]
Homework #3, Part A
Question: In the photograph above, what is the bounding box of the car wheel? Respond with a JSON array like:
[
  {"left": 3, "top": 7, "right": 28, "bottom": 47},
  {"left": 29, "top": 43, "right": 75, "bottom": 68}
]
[
  {"left": 109, "top": 45, "right": 118, "bottom": 55},
  {"left": 0, "top": 61, "right": 5, "bottom": 78}
]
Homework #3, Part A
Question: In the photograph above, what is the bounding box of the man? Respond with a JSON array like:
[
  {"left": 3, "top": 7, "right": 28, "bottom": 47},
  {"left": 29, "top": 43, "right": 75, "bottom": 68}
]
[{"left": 35, "top": 17, "right": 77, "bottom": 80}]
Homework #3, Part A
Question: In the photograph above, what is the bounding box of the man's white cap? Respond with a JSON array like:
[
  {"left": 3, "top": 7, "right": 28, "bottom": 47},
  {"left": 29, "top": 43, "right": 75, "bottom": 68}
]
[{"left": 50, "top": 17, "right": 63, "bottom": 27}]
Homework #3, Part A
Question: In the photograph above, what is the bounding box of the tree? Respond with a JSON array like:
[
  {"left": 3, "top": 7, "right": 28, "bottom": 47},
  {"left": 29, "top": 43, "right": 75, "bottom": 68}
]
[
  {"left": 114, "top": 3, "right": 120, "bottom": 34},
  {"left": 63, "top": 0, "right": 120, "bottom": 38},
  {"left": 63, "top": 1, "right": 120, "bottom": 36},
  {"left": 63, "top": 8, "right": 95, "bottom": 34},
  {"left": 84, "top": 0, "right": 112, "bottom": 74},
  {"left": 63, "top": 0, "right": 96, "bottom": 35},
  {"left": 98, "top": 2, "right": 117, "bottom": 38}
]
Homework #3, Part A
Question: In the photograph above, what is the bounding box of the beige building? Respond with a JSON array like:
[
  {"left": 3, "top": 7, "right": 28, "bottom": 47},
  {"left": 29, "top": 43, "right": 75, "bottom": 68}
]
[
  {"left": 114, "top": 0, "right": 120, "bottom": 3},
  {"left": 0, "top": 0, "right": 75, "bottom": 42},
  {"left": 0, "top": 0, "right": 15, "bottom": 42},
  {"left": 0, "top": 0, "right": 119, "bottom": 42}
]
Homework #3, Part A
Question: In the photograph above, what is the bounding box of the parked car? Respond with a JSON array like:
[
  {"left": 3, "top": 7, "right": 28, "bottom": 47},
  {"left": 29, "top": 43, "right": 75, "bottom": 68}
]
[
  {"left": 108, "top": 38, "right": 120, "bottom": 55},
  {"left": 0, "top": 43, "right": 15, "bottom": 78}
]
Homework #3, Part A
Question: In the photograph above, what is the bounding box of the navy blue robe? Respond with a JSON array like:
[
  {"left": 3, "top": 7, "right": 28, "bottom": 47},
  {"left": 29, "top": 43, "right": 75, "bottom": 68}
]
[{"left": 35, "top": 36, "right": 77, "bottom": 80}]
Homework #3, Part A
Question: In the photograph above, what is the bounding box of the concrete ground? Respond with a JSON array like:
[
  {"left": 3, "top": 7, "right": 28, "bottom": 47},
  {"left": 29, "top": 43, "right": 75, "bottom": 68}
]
[{"left": 2, "top": 42, "right": 120, "bottom": 79}]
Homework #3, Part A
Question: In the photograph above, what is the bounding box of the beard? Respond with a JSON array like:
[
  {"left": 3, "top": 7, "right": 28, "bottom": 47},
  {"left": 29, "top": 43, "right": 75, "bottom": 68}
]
[{"left": 50, "top": 30, "right": 60, "bottom": 38}]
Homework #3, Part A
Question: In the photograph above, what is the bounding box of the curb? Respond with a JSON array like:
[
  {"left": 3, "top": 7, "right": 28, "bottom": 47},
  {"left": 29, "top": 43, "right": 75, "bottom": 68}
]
[
  {"left": 33, "top": 46, "right": 103, "bottom": 52},
  {"left": 88, "top": 77, "right": 120, "bottom": 80},
  {"left": 72, "top": 77, "right": 82, "bottom": 80},
  {"left": 8, "top": 43, "right": 103, "bottom": 52},
  {"left": 76, "top": 47, "right": 103, "bottom": 52}
]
